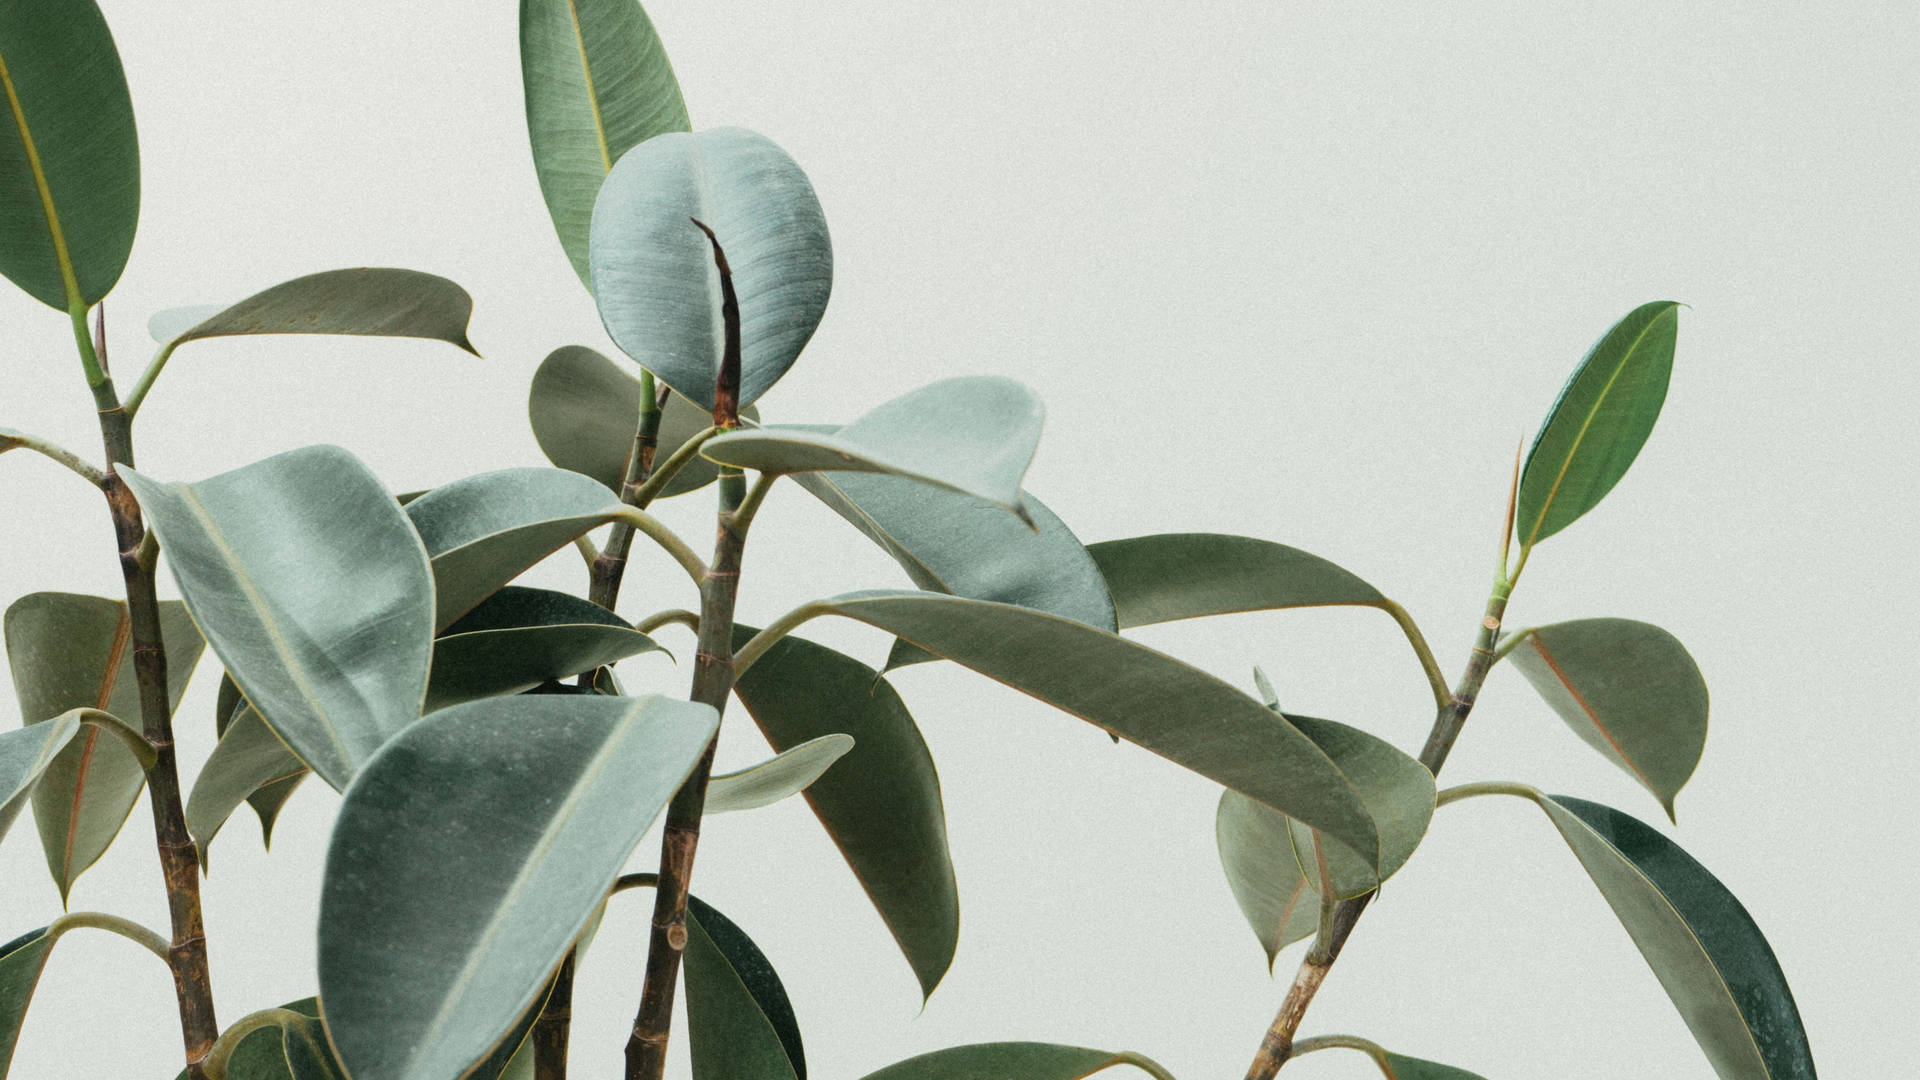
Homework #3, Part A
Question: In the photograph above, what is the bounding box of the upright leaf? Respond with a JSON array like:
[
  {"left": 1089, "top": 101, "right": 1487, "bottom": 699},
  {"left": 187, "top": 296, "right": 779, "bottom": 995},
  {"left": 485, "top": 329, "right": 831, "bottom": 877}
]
[
  {"left": 0, "top": 927, "right": 55, "bottom": 1074},
  {"left": 859, "top": 1044, "right": 1167, "bottom": 1080},
  {"left": 684, "top": 897, "right": 805, "bottom": 1080},
  {"left": 706, "top": 734, "right": 854, "bottom": 814},
  {"left": 1507, "top": 618, "right": 1708, "bottom": 819},
  {"left": 1516, "top": 302, "right": 1680, "bottom": 546},
  {"left": 318, "top": 694, "right": 718, "bottom": 1080},
  {"left": 590, "top": 127, "right": 831, "bottom": 411},
  {"left": 425, "top": 586, "right": 665, "bottom": 711},
  {"left": 123, "top": 446, "right": 436, "bottom": 791},
  {"left": 1088, "top": 533, "right": 1385, "bottom": 628},
  {"left": 0, "top": 0, "right": 138, "bottom": 309},
  {"left": 145, "top": 268, "right": 477, "bottom": 353},
  {"left": 0, "top": 714, "right": 83, "bottom": 847},
  {"left": 520, "top": 0, "right": 689, "bottom": 287}
]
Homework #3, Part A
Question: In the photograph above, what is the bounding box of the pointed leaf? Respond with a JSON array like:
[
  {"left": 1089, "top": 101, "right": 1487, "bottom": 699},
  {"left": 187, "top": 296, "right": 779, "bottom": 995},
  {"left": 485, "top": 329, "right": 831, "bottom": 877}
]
[
  {"left": 0, "top": 926, "right": 55, "bottom": 1073},
  {"left": 520, "top": 0, "right": 689, "bottom": 288},
  {"left": 706, "top": 734, "right": 853, "bottom": 814},
  {"left": 0, "top": 0, "right": 138, "bottom": 309},
  {"left": 123, "top": 445, "right": 436, "bottom": 791},
  {"left": 214, "top": 673, "right": 309, "bottom": 845},
  {"left": 186, "top": 705, "right": 306, "bottom": 864},
  {"left": 318, "top": 693, "right": 718, "bottom": 1080},
  {"left": 859, "top": 1044, "right": 1159, "bottom": 1080},
  {"left": 146, "top": 268, "right": 477, "bottom": 355},
  {"left": 731, "top": 629, "right": 956, "bottom": 1000},
  {"left": 0, "top": 714, "right": 83, "bottom": 846},
  {"left": 1377, "top": 1052, "right": 1491, "bottom": 1080},
  {"left": 4, "top": 592, "right": 203, "bottom": 897},
  {"left": 685, "top": 896, "right": 805, "bottom": 1080},
  {"left": 1516, "top": 302, "right": 1680, "bottom": 546},
  {"left": 589, "top": 126, "right": 831, "bottom": 411},
  {"left": 1088, "top": 533, "right": 1385, "bottom": 629},
  {"left": 426, "top": 586, "right": 665, "bottom": 712}
]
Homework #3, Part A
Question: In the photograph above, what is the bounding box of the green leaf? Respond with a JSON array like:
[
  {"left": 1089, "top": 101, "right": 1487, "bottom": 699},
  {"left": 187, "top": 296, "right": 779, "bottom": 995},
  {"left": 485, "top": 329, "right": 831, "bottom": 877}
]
[
  {"left": 186, "top": 705, "right": 306, "bottom": 865},
  {"left": 0, "top": 926, "right": 55, "bottom": 1073},
  {"left": 1377, "top": 1052, "right": 1490, "bottom": 1080},
  {"left": 705, "top": 378, "right": 1043, "bottom": 520},
  {"left": 526, "top": 344, "right": 756, "bottom": 500},
  {"left": 145, "top": 268, "right": 477, "bottom": 353},
  {"left": 520, "top": 0, "right": 689, "bottom": 288},
  {"left": 706, "top": 734, "right": 853, "bottom": 815},
  {"left": 589, "top": 126, "right": 831, "bottom": 412},
  {"left": 213, "top": 673, "right": 309, "bottom": 846},
  {"left": 1507, "top": 618, "right": 1707, "bottom": 820},
  {"left": 858, "top": 1043, "right": 1161, "bottom": 1080},
  {"left": 4, "top": 592, "right": 203, "bottom": 898},
  {"left": 684, "top": 896, "right": 805, "bottom": 1080},
  {"left": 1516, "top": 302, "right": 1680, "bottom": 546},
  {"left": 1087, "top": 533, "right": 1385, "bottom": 629},
  {"left": 781, "top": 592, "right": 1379, "bottom": 866},
  {"left": 123, "top": 445, "right": 436, "bottom": 792},
  {"left": 1217, "top": 715, "right": 1434, "bottom": 967},
  {"left": 405, "top": 466, "right": 629, "bottom": 630},
  {"left": 425, "top": 586, "right": 665, "bottom": 712},
  {"left": 0, "top": 713, "right": 83, "bottom": 847},
  {"left": 0, "top": 0, "right": 138, "bottom": 309},
  {"left": 730, "top": 629, "right": 956, "bottom": 1000},
  {"left": 318, "top": 693, "right": 718, "bottom": 1080}
]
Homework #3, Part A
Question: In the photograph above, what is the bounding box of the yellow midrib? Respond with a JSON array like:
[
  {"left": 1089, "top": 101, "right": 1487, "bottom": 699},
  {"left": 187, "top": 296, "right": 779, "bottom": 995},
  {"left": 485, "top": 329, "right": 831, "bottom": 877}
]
[
  {"left": 564, "top": 0, "right": 613, "bottom": 173},
  {"left": 0, "top": 45, "right": 84, "bottom": 310}
]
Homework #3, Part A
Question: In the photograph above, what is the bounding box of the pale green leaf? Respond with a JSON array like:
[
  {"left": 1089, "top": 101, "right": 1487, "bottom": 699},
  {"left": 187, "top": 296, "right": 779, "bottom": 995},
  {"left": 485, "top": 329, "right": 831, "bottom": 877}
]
[
  {"left": 707, "top": 734, "right": 854, "bottom": 814},
  {"left": 1088, "top": 533, "right": 1385, "bottom": 629},
  {"left": 0, "top": 713, "right": 83, "bottom": 848},
  {"left": 186, "top": 705, "right": 305, "bottom": 866},
  {"left": 144, "top": 268, "right": 477, "bottom": 353},
  {"left": 0, "top": 926, "right": 55, "bottom": 1073}
]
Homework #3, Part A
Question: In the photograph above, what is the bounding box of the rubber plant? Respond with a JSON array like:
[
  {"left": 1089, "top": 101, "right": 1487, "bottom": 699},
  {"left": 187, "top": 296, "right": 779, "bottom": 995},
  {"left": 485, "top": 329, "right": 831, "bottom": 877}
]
[{"left": 0, "top": 2, "right": 1818, "bottom": 1080}]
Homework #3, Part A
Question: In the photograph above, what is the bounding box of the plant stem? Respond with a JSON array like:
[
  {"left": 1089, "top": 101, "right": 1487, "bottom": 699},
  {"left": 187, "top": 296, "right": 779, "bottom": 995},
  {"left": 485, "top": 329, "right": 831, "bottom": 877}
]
[
  {"left": 1376, "top": 598, "right": 1448, "bottom": 711},
  {"left": 0, "top": 427, "right": 106, "bottom": 486},
  {"left": 199, "top": 1008, "right": 309, "bottom": 1080},
  {"left": 48, "top": 910, "right": 170, "bottom": 961},
  {"left": 635, "top": 609, "right": 700, "bottom": 635}
]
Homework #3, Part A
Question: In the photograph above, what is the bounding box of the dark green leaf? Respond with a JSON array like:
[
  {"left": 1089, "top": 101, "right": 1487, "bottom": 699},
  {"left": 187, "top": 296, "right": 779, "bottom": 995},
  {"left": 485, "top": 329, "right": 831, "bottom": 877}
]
[
  {"left": 858, "top": 1043, "right": 1155, "bottom": 1080},
  {"left": 706, "top": 734, "right": 853, "bottom": 814},
  {"left": 0, "top": 0, "right": 138, "bottom": 309},
  {"left": 0, "top": 714, "right": 83, "bottom": 846},
  {"left": 685, "top": 896, "right": 804, "bottom": 1080},
  {"left": 145, "top": 268, "right": 477, "bottom": 355},
  {"left": 1507, "top": 618, "right": 1708, "bottom": 820},
  {"left": 186, "top": 706, "right": 306, "bottom": 865},
  {"left": 318, "top": 693, "right": 718, "bottom": 1080},
  {"left": 124, "top": 446, "right": 435, "bottom": 792},
  {"left": 1088, "top": 533, "right": 1385, "bottom": 629},
  {"left": 1516, "top": 302, "right": 1680, "bottom": 546},
  {"left": 0, "top": 927, "right": 55, "bottom": 1073},
  {"left": 589, "top": 127, "right": 830, "bottom": 412},
  {"left": 426, "top": 586, "right": 665, "bottom": 712},
  {"left": 1378, "top": 1051, "right": 1490, "bottom": 1080}
]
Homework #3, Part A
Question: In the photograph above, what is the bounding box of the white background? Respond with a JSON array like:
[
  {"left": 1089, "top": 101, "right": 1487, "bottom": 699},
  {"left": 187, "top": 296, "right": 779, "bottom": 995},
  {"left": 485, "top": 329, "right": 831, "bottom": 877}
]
[{"left": 1, "top": 2, "right": 1912, "bottom": 1077}]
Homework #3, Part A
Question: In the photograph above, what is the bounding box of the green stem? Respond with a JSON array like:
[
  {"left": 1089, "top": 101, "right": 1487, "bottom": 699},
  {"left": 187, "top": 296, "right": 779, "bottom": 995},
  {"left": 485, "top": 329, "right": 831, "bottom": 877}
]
[
  {"left": 731, "top": 601, "right": 833, "bottom": 679},
  {"left": 1435, "top": 779, "right": 1540, "bottom": 808},
  {"left": 199, "top": 1008, "right": 308, "bottom": 1080},
  {"left": 635, "top": 609, "right": 700, "bottom": 636},
  {"left": 1110, "top": 1052, "right": 1181, "bottom": 1080},
  {"left": 1376, "top": 598, "right": 1448, "bottom": 711},
  {"left": 626, "top": 424, "right": 720, "bottom": 509},
  {"left": 573, "top": 533, "right": 599, "bottom": 570},
  {"left": 122, "top": 339, "right": 179, "bottom": 419},
  {"left": 610, "top": 872, "right": 661, "bottom": 896},
  {"left": 0, "top": 427, "right": 105, "bottom": 486},
  {"left": 70, "top": 302, "right": 110, "bottom": 396},
  {"left": 1289, "top": 1034, "right": 1402, "bottom": 1078},
  {"left": 48, "top": 910, "right": 170, "bottom": 961},
  {"left": 611, "top": 507, "right": 707, "bottom": 585},
  {"left": 72, "top": 707, "right": 157, "bottom": 770},
  {"left": 1491, "top": 626, "right": 1536, "bottom": 663},
  {"left": 729, "top": 472, "right": 778, "bottom": 535}
]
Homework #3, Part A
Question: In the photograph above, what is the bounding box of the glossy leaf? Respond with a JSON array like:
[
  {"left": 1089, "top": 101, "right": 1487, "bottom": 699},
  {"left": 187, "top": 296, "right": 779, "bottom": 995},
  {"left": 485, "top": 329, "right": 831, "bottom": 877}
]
[
  {"left": 706, "top": 378, "right": 1043, "bottom": 520},
  {"left": 707, "top": 734, "right": 854, "bottom": 814},
  {"left": 0, "top": 0, "right": 138, "bottom": 309},
  {"left": 426, "top": 586, "right": 665, "bottom": 712},
  {"left": 186, "top": 705, "right": 306, "bottom": 865},
  {"left": 123, "top": 446, "right": 436, "bottom": 792},
  {"left": 731, "top": 629, "right": 956, "bottom": 1000},
  {"left": 1088, "top": 533, "right": 1385, "bottom": 629},
  {"left": 318, "top": 693, "right": 718, "bottom": 1080},
  {"left": 589, "top": 126, "right": 831, "bottom": 412},
  {"left": 405, "top": 467, "right": 628, "bottom": 630},
  {"left": 786, "top": 591, "right": 1379, "bottom": 864},
  {"left": 520, "top": 0, "right": 689, "bottom": 288},
  {"left": 145, "top": 268, "right": 477, "bottom": 354},
  {"left": 1516, "top": 302, "right": 1680, "bottom": 546},
  {"left": 1508, "top": 618, "right": 1708, "bottom": 820},
  {"left": 527, "top": 344, "right": 755, "bottom": 500},
  {"left": 684, "top": 896, "right": 805, "bottom": 1080},
  {"left": 0, "top": 927, "right": 55, "bottom": 1073},
  {"left": 4, "top": 592, "right": 203, "bottom": 897},
  {"left": 0, "top": 714, "right": 83, "bottom": 847},
  {"left": 859, "top": 1043, "right": 1159, "bottom": 1080}
]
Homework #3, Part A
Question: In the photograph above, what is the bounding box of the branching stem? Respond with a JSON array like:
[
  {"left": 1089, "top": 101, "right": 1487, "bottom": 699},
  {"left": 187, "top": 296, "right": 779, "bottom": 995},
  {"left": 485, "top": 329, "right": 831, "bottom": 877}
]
[{"left": 199, "top": 1008, "right": 310, "bottom": 1080}]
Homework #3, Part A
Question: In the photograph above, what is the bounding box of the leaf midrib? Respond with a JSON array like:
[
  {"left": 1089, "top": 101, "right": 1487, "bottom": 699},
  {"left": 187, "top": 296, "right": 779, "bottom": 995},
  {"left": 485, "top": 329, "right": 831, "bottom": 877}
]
[
  {"left": 562, "top": 0, "right": 613, "bottom": 173},
  {"left": 0, "top": 45, "right": 82, "bottom": 310},
  {"left": 1527, "top": 636, "right": 1660, "bottom": 796}
]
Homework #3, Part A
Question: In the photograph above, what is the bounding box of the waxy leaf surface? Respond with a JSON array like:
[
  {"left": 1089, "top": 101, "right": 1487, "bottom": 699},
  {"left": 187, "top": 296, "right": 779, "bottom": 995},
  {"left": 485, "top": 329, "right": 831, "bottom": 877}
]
[
  {"left": 590, "top": 127, "right": 831, "bottom": 411},
  {"left": 859, "top": 1043, "right": 1152, "bottom": 1080},
  {"left": 1508, "top": 618, "right": 1708, "bottom": 819},
  {"left": 685, "top": 896, "right": 805, "bottom": 1080},
  {"left": 1516, "top": 301, "right": 1679, "bottom": 545},
  {"left": 0, "top": 714, "right": 82, "bottom": 847},
  {"left": 706, "top": 734, "right": 854, "bottom": 814},
  {"left": 124, "top": 446, "right": 436, "bottom": 792},
  {"left": 145, "top": 268, "right": 476, "bottom": 355},
  {"left": 318, "top": 693, "right": 718, "bottom": 1080},
  {"left": 186, "top": 705, "right": 306, "bottom": 864},
  {"left": 0, "top": 0, "right": 138, "bottom": 309},
  {"left": 1088, "top": 533, "right": 1385, "bottom": 628},
  {"left": 426, "top": 586, "right": 664, "bottom": 712},
  {"left": 0, "top": 927, "right": 55, "bottom": 1073},
  {"left": 213, "top": 673, "right": 307, "bottom": 845}
]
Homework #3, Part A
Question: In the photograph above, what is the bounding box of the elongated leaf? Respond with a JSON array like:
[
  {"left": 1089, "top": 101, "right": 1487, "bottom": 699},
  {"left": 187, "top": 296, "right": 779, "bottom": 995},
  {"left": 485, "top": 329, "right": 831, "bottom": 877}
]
[
  {"left": 730, "top": 629, "right": 956, "bottom": 1000},
  {"left": 214, "top": 673, "right": 308, "bottom": 845},
  {"left": 787, "top": 591, "right": 1379, "bottom": 864},
  {"left": 527, "top": 344, "right": 755, "bottom": 500},
  {"left": 1516, "top": 302, "right": 1680, "bottom": 546},
  {"left": 0, "top": 714, "right": 83, "bottom": 847},
  {"left": 0, "top": 926, "right": 55, "bottom": 1073},
  {"left": 426, "top": 586, "right": 664, "bottom": 712},
  {"left": 186, "top": 706, "right": 306, "bottom": 865},
  {"left": 0, "top": 0, "right": 138, "bottom": 309},
  {"left": 405, "top": 467, "right": 629, "bottom": 630},
  {"left": 589, "top": 126, "right": 831, "bottom": 411},
  {"left": 319, "top": 693, "right": 718, "bottom": 1080},
  {"left": 124, "top": 446, "right": 436, "bottom": 792},
  {"left": 706, "top": 735, "right": 853, "bottom": 814},
  {"left": 859, "top": 1043, "right": 1158, "bottom": 1080},
  {"left": 1508, "top": 618, "right": 1707, "bottom": 820},
  {"left": 706, "top": 378, "right": 1043, "bottom": 520},
  {"left": 146, "top": 268, "right": 477, "bottom": 354},
  {"left": 1088, "top": 533, "right": 1385, "bottom": 628},
  {"left": 521, "top": 0, "right": 689, "bottom": 288},
  {"left": 4, "top": 592, "right": 202, "bottom": 898},
  {"left": 685, "top": 896, "right": 805, "bottom": 1080}
]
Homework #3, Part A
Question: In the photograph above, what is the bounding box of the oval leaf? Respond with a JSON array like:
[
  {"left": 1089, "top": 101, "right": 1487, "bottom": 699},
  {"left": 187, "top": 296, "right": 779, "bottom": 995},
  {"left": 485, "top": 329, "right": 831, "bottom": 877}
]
[
  {"left": 1516, "top": 302, "right": 1680, "bottom": 546},
  {"left": 859, "top": 1044, "right": 1159, "bottom": 1080},
  {"left": 146, "top": 268, "right": 477, "bottom": 353},
  {"left": 0, "top": 713, "right": 83, "bottom": 847},
  {"left": 186, "top": 705, "right": 306, "bottom": 865},
  {"left": 589, "top": 126, "right": 831, "bottom": 411},
  {"left": 707, "top": 734, "right": 854, "bottom": 814},
  {"left": 426, "top": 586, "right": 665, "bottom": 712},
  {"left": 520, "top": 0, "right": 689, "bottom": 288},
  {"left": 0, "top": 0, "right": 138, "bottom": 309},
  {"left": 685, "top": 896, "right": 805, "bottom": 1080},
  {"left": 318, "top": 693, "right": 718, "bottom": 1080},
  {"left": 1088, "top": 533, "right": 1385, "bottom": 628},
  {"left": 1507, "top": 618, "right": 1708, "bottom": 820},
  {"left": 0, "top": 926, "right": 55, "bottom": 1072},
  {"left": 123, "top": 445, "right": 436, "bottom": 792}
]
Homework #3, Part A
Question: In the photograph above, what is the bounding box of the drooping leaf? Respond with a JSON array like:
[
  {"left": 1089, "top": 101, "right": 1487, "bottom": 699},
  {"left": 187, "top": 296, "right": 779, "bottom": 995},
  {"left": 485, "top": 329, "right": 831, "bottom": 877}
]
[
  {"left": 589, "top": 126, "right": 831, "bottom": 412},
  {"left": 526, "top": 344, "right": 756, "bottom": 500},
  {"left": 858, "top": 1043, "right": 1162, "bottom": 1080},
  {"left": 684, "top": 896, "right": 805, "bottom": 1080},
  {"left": 144, "top": 268, "right": 477, "bottom": 355},
  {"left": 705, "top": 378, "right": 1043, "bottom": 520},
  {"left": 318, "top": 693, "right": 718, "bottom": 1080},
  {"left": 186, "top": 706, "right": 307, "bottom": 865},
  {"left": 425, "top": 586, "right": 665, "bottom": 712},
  {"left": 123, "top": 446, "right": 436, "bottom": 792},
  {"left": 0, "top": 714, "right": 83, "bottom": 847},
  {"left": 4, "top": 592, "right": 203, "bottom": 897},
  {"left": 706, "top": 734, "right": 853, "bottom": 815},
  {"left": 0, "top": 0, "right": 138, "bottom": 309},
  {"left": 520, "top": 0, "right": 689, "bottom": 288},
  {"left": 405, "top": 467, "right": 629, "bottom": 630},
  {"left": 213, "top": 673, "right": 309, "bottom": 845},
  {"left": 1088, "top": 533, "right": 1386, "bottom": 628},
  {"left": 0, "top": 926, "right": 55, "bottom": 1073},
  {"left": 730, "top": 629, "right": 956, "bottom": 1000},
  {"left": 1515, "top": 302, "right": 1680, "bottom": 546}
]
